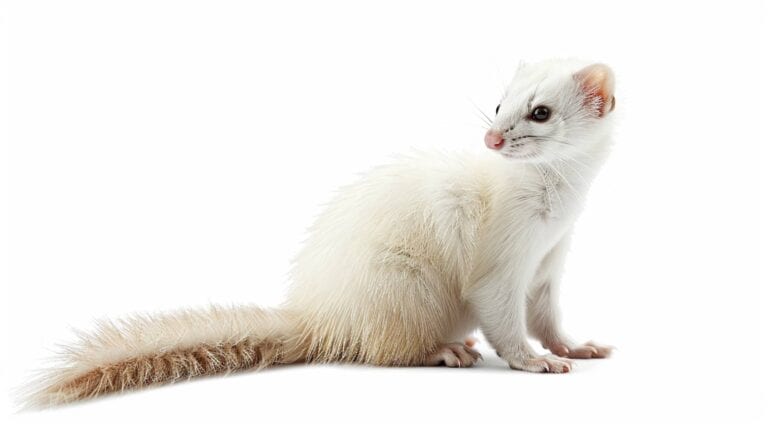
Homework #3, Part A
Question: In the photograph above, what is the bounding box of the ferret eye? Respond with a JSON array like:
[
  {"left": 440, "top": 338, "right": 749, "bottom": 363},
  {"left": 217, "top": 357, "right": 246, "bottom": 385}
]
[
  {"left": 495, "top": 104, "right": 501, "bottom": 115},
  {"left": 530, "top": 106, "right": 550, "bottom": 122}
]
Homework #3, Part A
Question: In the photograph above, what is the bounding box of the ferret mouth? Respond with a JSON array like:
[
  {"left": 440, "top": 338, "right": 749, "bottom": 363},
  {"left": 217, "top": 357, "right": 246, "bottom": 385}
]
[{"left": 499, "top": 136, "right": 537, "bottom": 159}]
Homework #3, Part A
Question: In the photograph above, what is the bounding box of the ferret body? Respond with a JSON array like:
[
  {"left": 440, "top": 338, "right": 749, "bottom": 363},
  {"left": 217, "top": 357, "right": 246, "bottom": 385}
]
[{"left": 26, "top": 58, "right": 616, "bottom": 407}]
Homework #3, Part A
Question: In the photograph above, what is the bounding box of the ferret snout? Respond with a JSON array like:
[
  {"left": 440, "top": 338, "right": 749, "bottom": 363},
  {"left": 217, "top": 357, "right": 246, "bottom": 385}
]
[{"left": 484, "top": 130, "right": 504, "bottom": 150}]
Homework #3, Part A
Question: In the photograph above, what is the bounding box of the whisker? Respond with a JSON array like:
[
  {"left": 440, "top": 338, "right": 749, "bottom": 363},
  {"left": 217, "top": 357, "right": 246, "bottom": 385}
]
[
  {"left": 554, "top": 156, "right": 590, "bottom": 186},
  {"left": 529, "top": 136, "right": 574, "bottom": 147},
  {"left": 468, "top": 98, "right": 494, "bottom": 127},
  {"left": 533, "top": 163, "right": 563, "bottom": 212},
  {"left": 472, "top": 111, "right": 492, "bottom": 127},
  {"left": 479, "top": 110, "right": 493, "bottom": 126},
  {"left": 543, "top": 147, "right": 592, "bottom": 182},
  {"left": 546, "top": 160, "right": 584, "bottom": 203},
  {"left": 527, "top": 136, "right": 596, "bottom": 168}
]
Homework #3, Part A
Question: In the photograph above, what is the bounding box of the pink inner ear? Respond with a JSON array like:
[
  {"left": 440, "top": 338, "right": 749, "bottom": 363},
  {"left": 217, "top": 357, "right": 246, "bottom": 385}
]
[{"left": 575, "top": 64, "right": 615, "bottom": 117}]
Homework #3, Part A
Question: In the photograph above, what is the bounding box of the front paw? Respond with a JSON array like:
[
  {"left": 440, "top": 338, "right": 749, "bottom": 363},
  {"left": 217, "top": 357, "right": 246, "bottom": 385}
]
[
  {"left": 547, "top": 341, "right": 613, "bottom": 359},
  {"left": 506, "top": 353, "right": 573, "bottom": 373}
]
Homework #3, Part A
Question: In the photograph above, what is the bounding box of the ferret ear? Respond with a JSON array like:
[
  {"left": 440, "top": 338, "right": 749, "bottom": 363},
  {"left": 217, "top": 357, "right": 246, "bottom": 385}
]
[{"left": 574, "top": 63, "right": 615, "bottom": 117}]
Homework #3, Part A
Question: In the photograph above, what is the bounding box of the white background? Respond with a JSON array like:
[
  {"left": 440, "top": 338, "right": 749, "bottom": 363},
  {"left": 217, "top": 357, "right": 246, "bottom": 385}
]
[{"left": 1, "top": 0, "right": 766, "bottom": 430}]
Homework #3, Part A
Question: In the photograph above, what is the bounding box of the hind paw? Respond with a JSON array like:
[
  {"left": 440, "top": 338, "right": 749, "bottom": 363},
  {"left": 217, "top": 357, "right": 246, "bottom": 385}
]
[
  {"left": 508, "top": 354, "right": 573, "bottom": 373},
  {"left": 426, "top": 342, "right": 482, "bottom": 368},
  {"left": 546, "top": 340, "right": 613, "bottom": 359}
]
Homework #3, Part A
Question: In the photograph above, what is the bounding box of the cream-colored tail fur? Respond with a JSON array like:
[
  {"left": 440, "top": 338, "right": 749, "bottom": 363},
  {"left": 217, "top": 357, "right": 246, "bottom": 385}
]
[{"left": 24, "top": 305, "right": 306, "bottom": 407}]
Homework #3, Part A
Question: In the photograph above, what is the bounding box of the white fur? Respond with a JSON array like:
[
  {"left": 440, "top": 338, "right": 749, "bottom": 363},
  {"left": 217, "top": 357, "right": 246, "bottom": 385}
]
[
  {"left": 286, "top": 58, "right": 616, "bottom": 369},
  {"left": 27, "top": 58, "right": 617, "bottom": 406},
  {"left": 60, "top": 306, "right": 291, "bottom": 374}
]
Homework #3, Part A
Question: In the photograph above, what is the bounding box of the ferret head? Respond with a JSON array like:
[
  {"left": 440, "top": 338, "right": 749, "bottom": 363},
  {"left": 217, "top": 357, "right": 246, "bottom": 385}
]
[{"left": 484, "top": 60, "right": 615, "bottom": 162}]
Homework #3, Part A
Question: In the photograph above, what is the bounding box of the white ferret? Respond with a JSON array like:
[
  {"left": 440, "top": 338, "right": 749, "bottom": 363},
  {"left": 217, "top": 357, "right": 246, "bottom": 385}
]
[{"left": 26, "top": 59, "right": 617, "bottom": 407}]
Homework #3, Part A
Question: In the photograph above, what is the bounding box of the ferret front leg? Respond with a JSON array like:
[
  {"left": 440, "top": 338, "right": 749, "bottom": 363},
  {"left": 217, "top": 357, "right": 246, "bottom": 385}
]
[
  {"left": 467, "top": 262, "right": 573, "bottom": 373},
  {"left": 527, "top": 235, "right": 613, "bottom": 359}
]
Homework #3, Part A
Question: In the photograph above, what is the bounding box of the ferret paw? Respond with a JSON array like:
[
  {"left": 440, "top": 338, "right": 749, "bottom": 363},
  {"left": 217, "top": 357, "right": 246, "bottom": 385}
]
[
  {"left": 547, "top": 340, "right": 613, "bottom": 359},
  {"left": 426, "top": 342, "right": 482, "bottom": 368},
  {"left": 507, "top": 354, "right": 573, "bottom": 373}
]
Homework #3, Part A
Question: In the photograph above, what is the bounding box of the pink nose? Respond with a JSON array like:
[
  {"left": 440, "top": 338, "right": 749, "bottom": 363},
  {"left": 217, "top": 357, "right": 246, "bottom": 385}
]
[{"left": 484, "top": 130, "right": 505, "bottom": 150}]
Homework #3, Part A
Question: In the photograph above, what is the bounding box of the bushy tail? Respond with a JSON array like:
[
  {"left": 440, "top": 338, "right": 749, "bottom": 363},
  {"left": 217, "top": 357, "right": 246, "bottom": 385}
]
[{"left": 23, "top": 305, "right": 306, "bottom": 408}]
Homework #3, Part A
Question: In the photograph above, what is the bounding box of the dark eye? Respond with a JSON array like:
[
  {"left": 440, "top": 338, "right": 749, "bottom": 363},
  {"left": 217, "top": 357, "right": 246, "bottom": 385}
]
[
  {"left": 530, "top": 106, "right": 550, "bottom": 122},
  {"left": 495, "top": 104, "right": 501, "bottom": 115}
]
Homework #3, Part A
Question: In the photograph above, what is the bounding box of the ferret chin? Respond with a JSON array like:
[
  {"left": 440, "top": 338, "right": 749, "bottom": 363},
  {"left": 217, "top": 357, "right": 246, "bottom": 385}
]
[{"left": 23, "top": 58, "right": 617, "bottom": 408}]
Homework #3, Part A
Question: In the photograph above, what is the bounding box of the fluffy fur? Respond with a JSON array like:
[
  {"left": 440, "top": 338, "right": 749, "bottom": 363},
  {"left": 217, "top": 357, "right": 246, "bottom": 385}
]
[{"left": 25, "top": 58, "right": 617, "bottom": 407}]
